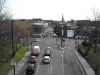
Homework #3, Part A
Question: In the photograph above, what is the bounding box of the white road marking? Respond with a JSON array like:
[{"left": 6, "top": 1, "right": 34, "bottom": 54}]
[
  {"left": 50, "top": 53, "right": 53, "bottom": 74},
  {"left": 50, "top": 65, "right": 52, "bottom": 74},
  {"left": 61, "top": 54, "right": 64, "bottom": 75},
  {"left": 36, "top": 64, "right": 40, "bottom": 73},
  {"left": 46, "top": 41, "right": 49, "bottom": 44},
  {"left": 36, "top": 58, "right": 41, "bottom": 73}
]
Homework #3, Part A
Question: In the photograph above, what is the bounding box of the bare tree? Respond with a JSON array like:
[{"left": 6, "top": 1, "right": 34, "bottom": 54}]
[
  {"left": 0, "top": 0, "right": 12, "bottom": 62},
  {"left": 0, "top": 0, "right": 11, "bottom": 20},
  {"left": 88, "top": 8, "right": 100, "bottom": 53}
]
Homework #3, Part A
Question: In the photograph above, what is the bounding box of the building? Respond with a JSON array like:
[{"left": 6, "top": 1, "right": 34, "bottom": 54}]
[
  {"left": 58, "top": 15, "right": 77, "bottom": 38},
  {"left": 30, "top": 19, "right": 48, "bottom": 37}
]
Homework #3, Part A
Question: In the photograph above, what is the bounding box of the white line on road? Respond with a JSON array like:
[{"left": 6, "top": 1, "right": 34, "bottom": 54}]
[
  {"left": 50, "top": 54, "right": 53, "bottom": 74},
  {"left": 36, "top": 59, "right": 41, "bottom": 73},
  {"left": 61, "top": 54, "right": 64, "bottom": 75},
  {"left": 50, "top": 65, "right": 52, "bottom": 74},
  {"left": 36, "top": 64, "right": 40, "bottom": 73}
]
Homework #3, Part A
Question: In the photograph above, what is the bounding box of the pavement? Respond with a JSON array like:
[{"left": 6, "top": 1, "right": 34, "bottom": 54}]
[{"left": 7, "top": 38, "right": 96, "bottom": 75}]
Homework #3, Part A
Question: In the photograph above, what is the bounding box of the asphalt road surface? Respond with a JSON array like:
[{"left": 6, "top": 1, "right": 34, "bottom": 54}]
[{"left": 23, "top": 37, "right": 85, "bottom": 75}]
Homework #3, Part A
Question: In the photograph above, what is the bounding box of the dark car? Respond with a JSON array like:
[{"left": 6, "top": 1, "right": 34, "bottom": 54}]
[
  {"left": 43, "top": 47, "right": 52, "bottom": 56},
  {"left": 26, "top": 64, "right": 36, "bottom": 74},
  {"left": 43, "top": 50, "right": 51, "bottom": 56}
]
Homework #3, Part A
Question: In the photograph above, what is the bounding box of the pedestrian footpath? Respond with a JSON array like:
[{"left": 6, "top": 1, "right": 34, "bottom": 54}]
[
  {"left": 7, "top": 52, "right": 31, "bottom": 75},
  {"left": 75, "top": 49, "right": 96, "bottom": 75}
]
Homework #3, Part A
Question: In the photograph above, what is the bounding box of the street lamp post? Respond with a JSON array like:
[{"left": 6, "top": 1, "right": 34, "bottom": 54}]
[
  {"left": 77, "top": 26, "right": 80, "bottom": 51},
  {"left": 94, "top": 27, "right": 97, "bottom": 53},
  {"left": 61, "top": 25, "right": 64, "bottom": 47},
  {"left": 11, "top": 20, "right": 16, "bottom": 75}
]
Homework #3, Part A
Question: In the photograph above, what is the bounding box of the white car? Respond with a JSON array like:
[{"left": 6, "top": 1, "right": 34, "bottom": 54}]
[{"left": 42, "top": 56, "right": 51, "bottom": 64}]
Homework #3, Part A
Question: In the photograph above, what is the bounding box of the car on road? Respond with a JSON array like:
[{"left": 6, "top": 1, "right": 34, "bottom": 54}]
[
  {"left": 31, "top": 46, "right": 40, "bottom": 56},
  {"left": 42, "top": 56, "right": 51, "bottom": 64},
  {"left": 26, "top": 63, "right": 36, "bottom": 74},
  {"left": 29, "top": 56, "right": 37, "bottom": 64},
  {"left": 43, "top": 47, "right": 52, "bottom": 57},
  {"left": 52, "top": 33, "right": 57, "bottom": 37},
  {"left": 32, "top": 38, "right": 39, "bottom": 42},
  {"left": 46, "top": 47, "right": 52, "bottom": 52}
]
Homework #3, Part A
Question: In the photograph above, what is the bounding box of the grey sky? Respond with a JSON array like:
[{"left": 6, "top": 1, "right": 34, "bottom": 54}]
[{"left": 8, "top": 0, "right": 100, "bottom": 21}]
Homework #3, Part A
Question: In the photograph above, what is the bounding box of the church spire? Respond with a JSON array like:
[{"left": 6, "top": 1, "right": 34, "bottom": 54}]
[{"left": 61, "top": 13, "right": 65, "bottom": 23}]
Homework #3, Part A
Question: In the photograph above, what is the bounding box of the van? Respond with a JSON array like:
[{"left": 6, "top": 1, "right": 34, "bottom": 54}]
[{"left": 31, "top": 46, "right": 40, "bottom": 56}]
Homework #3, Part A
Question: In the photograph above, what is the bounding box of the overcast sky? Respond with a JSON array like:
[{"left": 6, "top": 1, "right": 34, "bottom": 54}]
[{"left": 8, "top": 0, "right": 100, "bottom": 21}]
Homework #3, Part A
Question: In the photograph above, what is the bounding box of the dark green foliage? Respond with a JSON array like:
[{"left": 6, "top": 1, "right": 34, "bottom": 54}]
[
  {"left": 54, "top": 26, "right": 62, "bottom": 37},
  {"left": 82, "top": 41, "right": 91, "bottom": 48},
  {"left": 82, "top": 41, "right": 88, "bottom": 46}
]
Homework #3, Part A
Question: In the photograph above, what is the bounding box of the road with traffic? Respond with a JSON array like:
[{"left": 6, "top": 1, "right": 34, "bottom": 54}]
[{"left": 22, "top": 36, "right": 85, "bottom": 75}]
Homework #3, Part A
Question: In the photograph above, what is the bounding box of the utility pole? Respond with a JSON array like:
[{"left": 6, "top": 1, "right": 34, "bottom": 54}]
[
  {"left": 94, "top": 13, "right": 97, "bottom": 53},
  {"left": 94, "top": 24, "right": 97, "bottom": 53},
  {"left": 61, "top": 25, "right": 64, "bottom": 47},
  {"left": 11, "top": 20, "right": 16, "bottom": 75},
  {"left": 77, "top": 26, "right": 80, "bottom": 51}
]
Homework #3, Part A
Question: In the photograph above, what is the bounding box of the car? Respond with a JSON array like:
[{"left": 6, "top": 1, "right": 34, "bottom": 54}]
[
  {"left": 32, "top": 34, "right": 42, "bottom": 38},
  {"left": 32, "top": 38, "right": 39, "bottom": 42},
  {"left": 42, "top": 56, "right": 51, "bottom": 64},
  {"left": 29, "top": 56, "right": 37, "bottom": 64},
  {"left": 43, "top": 47, "right": 52, "bottom": 56},
  {"left": 43, "top": 50, "right": 51, "bottom": 56},
  {"left": 26, "top": 63, "right": 36, "bottom": 74},
  {"left": 52, "top": 33, "right": 57, "bottom": 37},
  {"left": 31, "top": 46, "right": 40, "bottom": 56},
  {"left": 46, "top": 47, "right": 52, "bottom": 52}
]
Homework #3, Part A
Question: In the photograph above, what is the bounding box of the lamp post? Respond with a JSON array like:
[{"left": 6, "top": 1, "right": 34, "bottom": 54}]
[
  {"left": 61, "top": 25, "right": 64, "bottom": 47},
  {"left": 11, "top": 20, "right": 16, "bottom": 75},
  {"left": 94, "top": 27, "right": 97, "bottom": 53},
  {"left": 77, "top": 26, "right": 80, "bottom": 51}
]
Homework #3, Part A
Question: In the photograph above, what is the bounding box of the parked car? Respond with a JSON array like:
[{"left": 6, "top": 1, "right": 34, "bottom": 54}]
[
  {"left": 26, "top": 63, "right": 36, "bottom": 74},
  {"left": 29, "top": 56, "right": 37, "bottom": 64},
  {"left": 42, "top": 56, "right": 51, "bottom": 64},
  {"left": 31, "top": 46, "right": 40, "bottom": 56}
]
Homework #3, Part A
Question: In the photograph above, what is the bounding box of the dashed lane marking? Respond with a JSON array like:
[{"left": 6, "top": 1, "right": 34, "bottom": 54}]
[
  {"left": 61, "top": 54, "right": 64, "bottom": 75},
  {"left": 36, "top": 64, "right": 40, "bottom": 73}
]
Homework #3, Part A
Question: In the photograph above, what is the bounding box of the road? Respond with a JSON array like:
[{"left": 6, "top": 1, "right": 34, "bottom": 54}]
[{"left": 22, "top": 37, "right": 85, "bottom": 75}]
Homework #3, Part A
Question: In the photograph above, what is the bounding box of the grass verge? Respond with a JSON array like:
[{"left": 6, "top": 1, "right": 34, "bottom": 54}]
[
  {"left": 79, "top": 44, "right": 100, "bottom": 74},
  {"left": 0, "top": 61, "right": 11, "bottom": 75},
  {"left": 14, "top": 45, "right": 27, "bottom": 62},
  {"left": 0, "top": 44, "right": 27, "bottom": 75}
]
